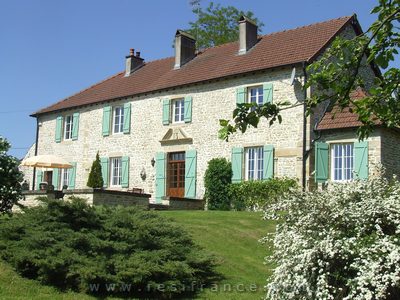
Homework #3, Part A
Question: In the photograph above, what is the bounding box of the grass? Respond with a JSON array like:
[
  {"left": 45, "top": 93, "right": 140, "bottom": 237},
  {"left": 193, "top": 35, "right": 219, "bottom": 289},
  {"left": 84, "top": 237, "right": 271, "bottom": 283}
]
[{"left": 0, "top": 211, "right": 275, "bottom": 299}]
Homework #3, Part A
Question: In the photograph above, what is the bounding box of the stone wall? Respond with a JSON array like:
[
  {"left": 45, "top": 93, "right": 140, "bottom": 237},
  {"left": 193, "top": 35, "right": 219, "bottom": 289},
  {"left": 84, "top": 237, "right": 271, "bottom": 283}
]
[
  {"left": 381, "top": 129, "right": 400, "bottom": 178},
  {"left": 20, "top": 189, "right": 150, "bottom": 208},
  {"left": 36, "top": 67, "right": 306, "bottom": 200},
  {"left": 166, "top": 197, "right": 205, "bottom": 210}
]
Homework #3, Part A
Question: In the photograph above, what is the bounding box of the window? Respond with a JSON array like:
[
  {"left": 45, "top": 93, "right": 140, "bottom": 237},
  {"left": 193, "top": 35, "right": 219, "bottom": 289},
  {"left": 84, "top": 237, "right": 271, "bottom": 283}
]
[
  {"left": 64, "top": 115, "right": 73, "bottom": 140},
  {"left": 247, "top": 86, "right": 264, "bottom": 110},
  {"left": 113, "top": 106, "right": 124, "bottom": 134},
  {"left": 172, "top": 98, "right": 184, "bottom": 123},
  {"left": 60, "top": 168, "right": 70, "bottom": 189},
  {"left": 331, "top": 143, "right": 354, "bottom": 181},
  {"left": 245, "top": 147, "right": 264, "bottom": 180},
  {"left": 110, "top": 157, "right": 122, "bottom": 186}
]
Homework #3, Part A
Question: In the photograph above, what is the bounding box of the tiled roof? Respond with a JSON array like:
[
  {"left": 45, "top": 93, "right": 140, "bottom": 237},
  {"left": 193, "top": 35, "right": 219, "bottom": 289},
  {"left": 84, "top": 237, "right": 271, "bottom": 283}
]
[
  {"left": 33, "top": 16, "right": 354, "bottom": 116},
  {"left": 317, "top": 89, "right": 381, "bottom": 130}
]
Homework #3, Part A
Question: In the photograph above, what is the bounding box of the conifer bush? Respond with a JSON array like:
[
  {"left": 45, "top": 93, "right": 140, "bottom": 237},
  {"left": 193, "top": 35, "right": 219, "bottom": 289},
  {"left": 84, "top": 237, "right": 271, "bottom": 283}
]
[
  {"left": 87, "top": 152, "right": 103, "bottom": 188},
  {"left": 0, "top": 197, "right": 217, "bottom": 298},
  {"left": 264, "top": 176, "right": 400, "bottom": 300},
  {"left": 204, "top": 158, "right": 232, "bottom": 210}
]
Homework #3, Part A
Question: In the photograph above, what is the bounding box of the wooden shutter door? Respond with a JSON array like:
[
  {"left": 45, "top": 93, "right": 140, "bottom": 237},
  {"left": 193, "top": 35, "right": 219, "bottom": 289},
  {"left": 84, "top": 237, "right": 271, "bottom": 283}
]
[
  {"left": 263, "top": 145, "right": 274, "bottom": 179},
  {"left": 121, "top": 156, "right": 130, "bottom": 187},
  {"left": 102, "top": 106, "right": 111, "bottom": 136},
  {"left": 162, "top": 99, "right": 170, "bottom": 125},
  {"left": 100, "top": 157, "right": 109, "bottom": 188},
  {"left": 236, "top": 87, "right": 246, "bottom": 105},
  {"left": 354, "top": 141, "right": 368, "bottom": 180},
  {"left": 184, "top": 96, "right": 193, "bottom": 123},
  {"left": 155, "top": 152, "right": 166, "bottom": 203},
  {"left": 55, "top": 116, "right": 63, "bottom": 143},
  {"left": 231, "top": 147, "right": 243, "bottom": 183},
  {"left": 315, "top": 142, "right": 329, "bottom": 183},
  {"left": 184, "top": 150, "right": 197, "bottom": 198},
  {"left": 263, "top": 83, "right": 273, "bottom": 104},
  {"left": 123, "top": 103, "right": 131, "bottom": 134},
  {"left": 72, "top": 112, "right": 80, "bottom": 140}
]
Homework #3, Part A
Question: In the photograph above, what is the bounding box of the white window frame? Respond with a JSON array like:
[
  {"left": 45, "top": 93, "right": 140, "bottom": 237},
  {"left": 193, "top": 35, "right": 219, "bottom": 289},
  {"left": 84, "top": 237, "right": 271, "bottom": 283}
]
[
  {"left": 245, "top": 147, "right": 264, "bottom": 181},
  {"left": 247, "top": 86, "right": 264, "bottom": 110},
  {"left": 60, "top": 168, "right": 70, "bottom": 189},
  {"left": 172, "top": 98, "right": 185, "bottom": 123},
  {"left": 113, "top": 106, "right": 124, "bottom": 134},
  {"left": 110, "top": 157, "right": 122, "bottom": 187},
  {"left": 330, "top": 143, "right": 354, "bottom": 182},
  {"left": 64, "top": 115, "right": 73, "bottom": 140}
]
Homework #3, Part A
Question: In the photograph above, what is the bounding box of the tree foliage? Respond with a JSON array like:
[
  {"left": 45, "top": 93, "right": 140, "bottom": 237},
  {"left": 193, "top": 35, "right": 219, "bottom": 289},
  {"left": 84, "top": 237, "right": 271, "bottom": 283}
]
[
  {"left": 86, "top": 152, "right": 103, "bottom": 188},
  {"left": 0, "top": 136, "right": 23, "bottom": 214},
  {"left": 306, "top": 0, "right": 400, "bottom": 139},
  {"left": 0, "top": 197, "right": 217, "bottom": 298},
  {"left": 264, "top": 176, "right": 400, "bottom": 299},
  {"left": 220, "top": 0, "right": 399, "bottom": 141},
  {"left": 204, "top": 158, "right": 232, "bottom": 210},
  {"left": 187, "top": 1, "right": 264, "bottom": 49}
]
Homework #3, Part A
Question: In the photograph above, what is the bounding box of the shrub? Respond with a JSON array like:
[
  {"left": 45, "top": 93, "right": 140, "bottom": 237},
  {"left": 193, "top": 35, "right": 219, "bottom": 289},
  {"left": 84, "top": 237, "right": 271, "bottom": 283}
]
[
  {"left": 0, "top": 197, "right": 217, "bottom": 298},
  {"left": 264, "top": 176, "right": 400, "bottom": 300},
  {"left": 86, "top": 152, "right": 103, "bottom": 188},
  {"left": 0, "top": 136, "right": 23, "bottom": 214},
  {"left": 229, "top": 178, "right": 298, "bottom": 211},
  {"left": 204, "top": 158, "right": 232, "bottom": 210}
]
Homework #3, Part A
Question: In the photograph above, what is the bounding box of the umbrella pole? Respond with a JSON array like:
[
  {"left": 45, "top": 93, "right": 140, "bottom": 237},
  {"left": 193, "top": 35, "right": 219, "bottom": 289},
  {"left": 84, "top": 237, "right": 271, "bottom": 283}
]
[{"left": 32, "top": 118, "right": 40, "bottom": 190}]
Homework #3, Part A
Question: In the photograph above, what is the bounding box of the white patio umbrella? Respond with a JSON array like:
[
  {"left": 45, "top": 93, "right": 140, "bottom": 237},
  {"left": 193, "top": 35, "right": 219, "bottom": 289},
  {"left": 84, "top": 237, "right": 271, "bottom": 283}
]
[{"left": 20, "top": 155, "right": 73, "bottom": 169}]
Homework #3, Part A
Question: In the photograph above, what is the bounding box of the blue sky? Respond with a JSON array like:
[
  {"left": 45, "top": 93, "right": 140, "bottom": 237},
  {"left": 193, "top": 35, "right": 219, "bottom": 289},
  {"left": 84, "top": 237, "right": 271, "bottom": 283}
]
[{"left": 0, "top": 0, "right": 394, "bottom": 158}]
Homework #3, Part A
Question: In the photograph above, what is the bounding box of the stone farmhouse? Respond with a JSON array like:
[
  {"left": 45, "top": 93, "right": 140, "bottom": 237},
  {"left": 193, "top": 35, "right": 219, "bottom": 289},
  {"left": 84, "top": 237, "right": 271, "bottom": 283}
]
[{"left": 28, "top": 15, "right": 400, "bottom": 203}]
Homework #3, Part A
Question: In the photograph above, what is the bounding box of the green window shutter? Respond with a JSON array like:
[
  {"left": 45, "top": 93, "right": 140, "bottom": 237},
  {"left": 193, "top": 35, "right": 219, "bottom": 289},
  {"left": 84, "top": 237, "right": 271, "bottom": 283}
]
[
  {"left": 52, "top": 169, "right": 60, "bottom": 189},
  {"left": 68, "top": 162, "right": 77, "bottom": 189},
  {"left": 184, "top": 96, "right": 193, "bottom": 123},
  {"left": 121, "top": 156, "right": 130, "bottom": 188},
  {"left": 55, "top": 116, "right": 63, "bottom": 143},
  {"left": 36, "top": 170, "right": 43, "bottom": 190},
  {"left": 231, "top": 147, "right": 243, "bottom": 183},
  {"left": 100, "top": 157, "right": 109, "bottom": 188},
  {"left": 263, "top": 83, "right": 273, "bottom": 104},
  {"left": 123, "top": 103, "right": 131, "bottom": 134},
  {"left": 155, "top": 152, "right": 166, "bottom": 203},
  {"left": 72, "top": 112, "right": 80, "bottom": 140},
  {"left": 263, "top": 145, "right": 274, "bottom": 179},
  {"left": 162, "top": 99, "right": 170, "bottom": 125},
  {"left": 354, "top": 141, "right": 368, "bottom": 180},
  {"left": 236, "top": 87, "right": 246, "bottom": 105},
  {"left": 315, "top": 142, "right": 329, "bottom": 183},
  {"left": 185, "top": 150, "right": 197, "bottom": 198},
  {"left": 102, "top": 106, "right": 111, "bottom": 136}
]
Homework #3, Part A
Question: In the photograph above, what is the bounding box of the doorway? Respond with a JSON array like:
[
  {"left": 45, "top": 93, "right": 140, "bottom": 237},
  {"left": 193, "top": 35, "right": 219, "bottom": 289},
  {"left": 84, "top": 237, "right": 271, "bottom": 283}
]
[{"left": 167, "top": 152, "right": 185, "bottom": 198}]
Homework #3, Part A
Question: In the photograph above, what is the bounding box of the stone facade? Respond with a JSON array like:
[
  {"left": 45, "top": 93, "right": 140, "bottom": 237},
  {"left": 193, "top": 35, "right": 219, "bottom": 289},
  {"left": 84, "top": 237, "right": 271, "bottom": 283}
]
[
  {"left": 35, "top": 67, "right": 306, "bottom": 201},
  {"left": 30, "top": 23, "right": 398, "bottom": 201}
]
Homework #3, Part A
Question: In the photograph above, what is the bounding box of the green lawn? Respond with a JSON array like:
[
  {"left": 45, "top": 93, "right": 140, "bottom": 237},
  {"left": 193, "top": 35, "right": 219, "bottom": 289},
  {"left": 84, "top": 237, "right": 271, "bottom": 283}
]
[{"left": 0, "top": 211, "right": 275, "bottom": 300}]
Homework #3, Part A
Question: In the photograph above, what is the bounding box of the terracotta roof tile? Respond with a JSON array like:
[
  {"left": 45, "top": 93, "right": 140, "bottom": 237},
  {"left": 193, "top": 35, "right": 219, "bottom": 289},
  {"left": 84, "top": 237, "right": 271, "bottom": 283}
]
[
  {"left": 33, "top": 16, "right": 354, "bottom": 116},
  {"left": 317, "top": 88, "right": 381, "bottom": 130}
]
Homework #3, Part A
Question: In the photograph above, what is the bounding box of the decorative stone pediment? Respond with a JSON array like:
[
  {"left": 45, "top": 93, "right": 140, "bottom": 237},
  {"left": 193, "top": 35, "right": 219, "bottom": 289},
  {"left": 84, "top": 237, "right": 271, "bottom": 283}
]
[{"left": 160, "top": 127, "right": 192, "bottom": 145}]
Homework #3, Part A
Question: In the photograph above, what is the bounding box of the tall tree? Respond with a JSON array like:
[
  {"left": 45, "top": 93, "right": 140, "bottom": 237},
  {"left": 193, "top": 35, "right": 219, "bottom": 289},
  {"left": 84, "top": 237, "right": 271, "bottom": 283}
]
[
  {"left": 187, "top": 1, "right": 264, "bottom": 49},
  {"left": 0, "top": 136, "right": 23, "bottom": 214},
  {"left": 219, "top": 0, "right": 400, "bottom": 141},
  {"left": 86, "top": 152, "right": 103, "bottom": 189}
]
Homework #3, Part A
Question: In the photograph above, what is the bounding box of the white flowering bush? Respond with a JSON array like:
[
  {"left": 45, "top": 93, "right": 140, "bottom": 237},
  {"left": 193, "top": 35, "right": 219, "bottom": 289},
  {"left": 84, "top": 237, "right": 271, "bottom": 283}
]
[
  {"left": 264, "top": 176, "right": 400, "bottom": 300},
  {"left": 0, "top": 136, "right": 23, "bottom": 214}
]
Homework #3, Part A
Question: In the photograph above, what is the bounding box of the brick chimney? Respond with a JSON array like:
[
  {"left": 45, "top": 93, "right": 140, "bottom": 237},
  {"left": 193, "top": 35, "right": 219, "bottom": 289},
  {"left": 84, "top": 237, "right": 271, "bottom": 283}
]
[
  {"left": 238, "top": 16, "right": 258, "bottom": 55},
  {"left": 174, "top": 30, "right": 196, "bottom": 69},
  {"left": 125, "top": 48, "right": 144, "bottom": 76}
]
